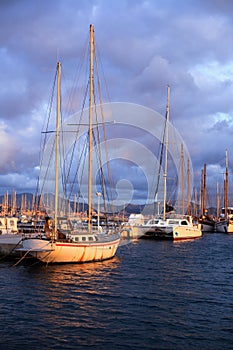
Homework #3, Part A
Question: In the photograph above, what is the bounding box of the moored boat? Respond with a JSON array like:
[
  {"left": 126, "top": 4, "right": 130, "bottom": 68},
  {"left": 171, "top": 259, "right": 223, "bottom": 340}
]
[
  {"left": 173, "top": 223, "right": 202, "bottom": 241},
  {"left": 142, "top": 216, "right": 202, "bottom": 240},
  {"left": 218, "top": 150, "right": 231, "bottom": 234},
  {"left": 228, "top": 219, "right": 233, "bottom": 234},
  {"left": 220, "top": 207, "right": 233, "bottom": 234},
  {"left": 0, "top": 217, "right": 22, "bottom": 256},
  {"left": 17, "top": 25, "right": 121, "bottom": 264},
  {"left": 21, "top": 220, "right": 120, "bottom": 264},
  {"left": 120, "top": 214, "right": 147, "bottom": 239},
  {"left": 215, "top": 218, "right": 228, "bottom": 233},
  {"left": 198, "top": 216, "right": 215, "bottom": 232},
  {"left": 141, "top": 85, "right": 202, "bottom": 241}
]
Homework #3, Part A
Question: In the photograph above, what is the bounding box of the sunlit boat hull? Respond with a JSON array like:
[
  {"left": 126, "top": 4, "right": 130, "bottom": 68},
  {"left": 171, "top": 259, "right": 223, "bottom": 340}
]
[
  {"left": 20, "top": 233, "right": 121, "bottom": 263},
  {"left": 227, "top": 221, "right": 233, "bottom": 234},
  {"left": 141, "top": 216, "right": 202, "bottom": 241},
  {"left": 173, "top": 226, "right": 202, "bottom": 241}
]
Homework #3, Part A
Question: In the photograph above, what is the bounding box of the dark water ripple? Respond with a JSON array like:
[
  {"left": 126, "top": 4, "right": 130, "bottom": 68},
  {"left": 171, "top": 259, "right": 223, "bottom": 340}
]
[{"left": 1, "top": 233, "right": 233, "bottom": 349}]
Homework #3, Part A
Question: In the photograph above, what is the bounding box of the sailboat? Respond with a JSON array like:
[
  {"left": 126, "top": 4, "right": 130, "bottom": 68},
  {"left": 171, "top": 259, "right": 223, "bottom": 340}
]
[
  {"left": 17, "top": 25, "right": 121, "bottom": 263},
  {"left": 219, "top": 149, "right": 232, "bottom": 233},
  {"left": 142, "top": 85, "right": 202, "bottom": 241},
  {"left": 198, "top": 164, "right": 216, "bottom": 232}
]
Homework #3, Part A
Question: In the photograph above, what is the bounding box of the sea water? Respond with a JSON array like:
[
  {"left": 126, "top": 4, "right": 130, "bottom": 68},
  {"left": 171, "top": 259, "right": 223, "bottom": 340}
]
[{"left": 0, "top": 233, "right": 233, "bottom": 350}]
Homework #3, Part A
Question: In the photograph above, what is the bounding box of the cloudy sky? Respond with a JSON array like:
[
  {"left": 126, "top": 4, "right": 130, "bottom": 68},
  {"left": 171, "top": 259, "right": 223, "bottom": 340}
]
[{"left": 1, "top": 0, "right": 233, "bottom": 209}]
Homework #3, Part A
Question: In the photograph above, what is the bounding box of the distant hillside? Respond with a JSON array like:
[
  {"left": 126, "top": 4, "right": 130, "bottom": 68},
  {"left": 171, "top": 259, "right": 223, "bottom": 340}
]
[
  {"left": 0, "top": 193, "right": 34, "bottom": 209},
  {"left": 0, "top": 192, "right": 216, "bottom": 217}
]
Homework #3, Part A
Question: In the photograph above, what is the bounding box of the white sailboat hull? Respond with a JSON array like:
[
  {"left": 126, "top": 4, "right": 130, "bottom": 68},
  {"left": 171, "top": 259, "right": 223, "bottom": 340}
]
[
  {"left": 20, "top": 234, "right": 121, "bottom": 263},
  {"left": 173, "top": 226, "right": 202, "bottom": 241}
]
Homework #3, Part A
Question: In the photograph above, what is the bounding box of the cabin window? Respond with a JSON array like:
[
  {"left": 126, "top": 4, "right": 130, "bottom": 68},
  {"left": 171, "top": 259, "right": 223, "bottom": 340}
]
[
  {"left": 82, "top": 237, "right": 86, "bottom": 241},
  {"left": 10, "top": 220, "right": 15, "bottom": 226},
  {"left": 88, "top": 237, "right": 94, "bottom": 241},
  {"left": 75, "top": 237, "right": 79, "bottom": 242},
  {"left": 181, "top": 220, "right": 188, "bottom": 225}
]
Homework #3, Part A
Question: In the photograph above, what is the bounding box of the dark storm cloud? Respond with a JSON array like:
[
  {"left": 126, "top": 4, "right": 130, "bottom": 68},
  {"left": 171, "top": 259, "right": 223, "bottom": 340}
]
[{"left": 0, "top": 0, "right": 233, "bottom": 204}]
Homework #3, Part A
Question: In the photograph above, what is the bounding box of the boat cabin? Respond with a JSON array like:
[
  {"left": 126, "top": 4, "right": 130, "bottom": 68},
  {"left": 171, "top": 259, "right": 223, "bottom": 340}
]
[
  {"left": 145, "top": 219, "right": 160, "bottom": 226},
  {"left": 70, "top": 234, "right": 97, "bottom": 242},
  {"left": 221, "top": 207, "right": 233, "bottom": 219},
  {"left": 0, "top": 217, "right": 18, "bottom": 234},
  {"left": 167, "top": 219, "right": 189, "bottom": 226},
  {"left": 145, "top": 217, "right": 191, "bottom": 227}
]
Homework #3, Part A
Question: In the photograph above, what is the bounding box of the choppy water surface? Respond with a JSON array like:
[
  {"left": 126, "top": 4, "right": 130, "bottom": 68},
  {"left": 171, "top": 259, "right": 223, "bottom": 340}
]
[{"left": 1, "top": 233, "right": 233, "bottom": 350}]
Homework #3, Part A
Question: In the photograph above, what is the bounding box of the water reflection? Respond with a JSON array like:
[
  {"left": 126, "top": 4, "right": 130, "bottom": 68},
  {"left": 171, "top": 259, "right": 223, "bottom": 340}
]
[
  {"left": 2, "top": 236, "right": 233, "bottom": 349},
  {"left": 12, "top": 255, "right": 125, "bottom": 347},
  {"left": 24, "top": 255, "right": 122, "bottom": 289}
]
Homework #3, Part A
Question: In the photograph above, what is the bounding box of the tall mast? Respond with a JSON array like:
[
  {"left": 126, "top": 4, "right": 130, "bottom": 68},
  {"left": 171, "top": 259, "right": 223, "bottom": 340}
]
[
  {"left": 200, "top": 169, "right": 203, "bottom": 216},
  {"left": 202, "top": 163, "right": 207, "bottom": 216},
  {"left": 163, "top": 85, "right": 170, "bottom": 221},
  {"left": 88, "top": 24, "right": 94, "bottom": 233},
  {"left": 181, "top": 143, "right": 185, "bottom": 216},
  {"left": 187, "top": 158, "right": 191, "bottom": 215},
  {"left": 224, "top": 148, "right": 228, "bottom": 218},
  {"left": 54, "top": 61, "right": 61, "bottom": 238},
  {"left": 216, "top": 182, "right": 220, "bottom": 218}
]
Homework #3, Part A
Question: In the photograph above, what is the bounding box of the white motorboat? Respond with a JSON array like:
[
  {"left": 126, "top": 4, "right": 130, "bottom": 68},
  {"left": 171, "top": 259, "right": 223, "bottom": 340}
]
[
  {"left": 142, "top": 216, "right": 202, "bottom": 240},
  {"left": 140, "top": 86, "right": 201, "bottom": 241}
]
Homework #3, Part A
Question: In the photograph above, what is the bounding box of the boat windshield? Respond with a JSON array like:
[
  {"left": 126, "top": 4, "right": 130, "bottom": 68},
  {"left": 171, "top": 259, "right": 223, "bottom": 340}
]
[{"left": 167, "top": 220, "right": 180, "bottom": 225}]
